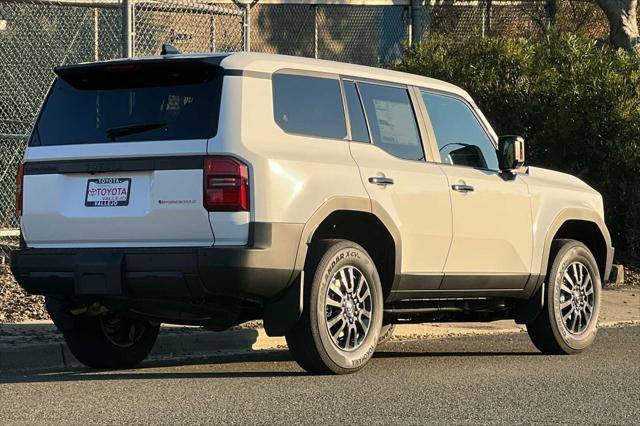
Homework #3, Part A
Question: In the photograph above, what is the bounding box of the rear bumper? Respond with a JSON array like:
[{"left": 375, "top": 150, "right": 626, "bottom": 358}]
[{"left": 10, "top": 223, "right": 304, "bottom": 302}]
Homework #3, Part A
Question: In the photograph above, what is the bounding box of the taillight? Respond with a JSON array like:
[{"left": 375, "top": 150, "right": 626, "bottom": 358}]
[
  {"left": 204, "top": 156, "right": 249, "bottom": 212},
  {"left": 15, "top": 163, "right": 24, "bottom": 216}
]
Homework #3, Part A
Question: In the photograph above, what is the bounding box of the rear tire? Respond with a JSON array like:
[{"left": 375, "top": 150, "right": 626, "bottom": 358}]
[
  {"left": 46, "top": 298, "right": 160, "bottom": 369},
  {"left": 285, "top": 239, "right": 383, "bottom": 374},
  {"left": 526, "top": 239, "right": 601, "bottom": 354}
]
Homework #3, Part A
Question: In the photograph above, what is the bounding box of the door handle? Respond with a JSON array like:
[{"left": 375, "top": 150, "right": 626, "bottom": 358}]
[
  {"left": 451, "top": 184, "right": 474, "bottom": 193},
  {"left": 368, "top": 176, "right": 394, "bottom": 186}
]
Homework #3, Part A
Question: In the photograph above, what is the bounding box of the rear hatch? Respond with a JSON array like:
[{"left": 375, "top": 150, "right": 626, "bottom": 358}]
[{"left": 21, "top": 58, "right": 224, "bottom": 248}]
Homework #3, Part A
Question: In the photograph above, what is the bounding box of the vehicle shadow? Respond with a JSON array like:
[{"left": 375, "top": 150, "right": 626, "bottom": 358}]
[
  {"left": 0, "top": 350, "right": 300, "bottom": 384},
  {"left": 374, "top": 350, "right": 541, "bottom": 359},
  {"left": 0, "top": 346, "right": 541, "bottom": 384}
]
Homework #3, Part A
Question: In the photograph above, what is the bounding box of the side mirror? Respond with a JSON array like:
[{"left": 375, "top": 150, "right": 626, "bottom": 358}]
[{"left": 498, "top": 135, "right": 525, "bottom": 172}]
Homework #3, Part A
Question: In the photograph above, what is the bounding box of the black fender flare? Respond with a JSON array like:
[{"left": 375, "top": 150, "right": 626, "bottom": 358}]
[{"left": 263, "top": 196, "right": 402, "bottom": 336}]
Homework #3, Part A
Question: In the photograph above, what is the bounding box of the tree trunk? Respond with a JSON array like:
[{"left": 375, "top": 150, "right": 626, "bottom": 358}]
[{"left": 595, "top": 0, "right": 640, "bottom": 55}]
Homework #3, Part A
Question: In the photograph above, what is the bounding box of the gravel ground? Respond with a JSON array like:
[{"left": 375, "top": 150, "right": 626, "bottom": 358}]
[
  {"left": 0, "top": 265, "right": 48, "bottom": 323},
  {"left": 623, "top": 265, "right": 640, "bottom": 287},
  {"left": 1, "top": 263, "right": 639, "bottom": 324}
]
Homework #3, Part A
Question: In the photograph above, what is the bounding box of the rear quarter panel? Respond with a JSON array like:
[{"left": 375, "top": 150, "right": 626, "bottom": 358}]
[{"left": 211, "top": 73, "right": 369, "bottom": 227}]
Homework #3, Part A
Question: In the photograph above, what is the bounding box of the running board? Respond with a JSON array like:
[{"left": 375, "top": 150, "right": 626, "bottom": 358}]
[{"left": 383, "top": 298, "right": 511, "bottom": 323}]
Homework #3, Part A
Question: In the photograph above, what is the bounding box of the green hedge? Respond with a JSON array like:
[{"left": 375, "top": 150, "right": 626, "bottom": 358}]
[{"left": 394, "top": 33, "right": 640, "bottom": 265}]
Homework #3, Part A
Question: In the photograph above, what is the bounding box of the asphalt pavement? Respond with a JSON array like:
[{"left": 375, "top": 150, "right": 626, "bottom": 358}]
[{"left": 1, "top": 325, "right": 638, "bottom": 424}]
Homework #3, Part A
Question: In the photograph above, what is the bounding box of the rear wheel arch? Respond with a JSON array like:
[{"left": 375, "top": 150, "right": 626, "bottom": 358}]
[
  {"left": 264, "top": 199, "right": 400, "bottom": 337},
  {"left": 295, "top": 198, "right": 401, "bottom": 301}
]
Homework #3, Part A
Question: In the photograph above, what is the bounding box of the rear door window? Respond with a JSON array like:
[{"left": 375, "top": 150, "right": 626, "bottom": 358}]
[
  {"left": 357, "top": 82, "right": 424, "bottom": 161},
  {"left": 31, "top": 61, "right": 223, "bottom": 146},
  {"left": 272, "top": 73, "right": 347, "bottom": 140}
]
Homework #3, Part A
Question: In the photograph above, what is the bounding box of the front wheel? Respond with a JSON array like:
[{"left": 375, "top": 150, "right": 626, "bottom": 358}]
[
  {"left": 526, "top": 239, "right": 601, "bottom": 354},
  {"left": 286, "top": 239, "right": 383, "bottom": 374},
  {"left": 46, "top": 298, "right": 160, "bottom": 369}
]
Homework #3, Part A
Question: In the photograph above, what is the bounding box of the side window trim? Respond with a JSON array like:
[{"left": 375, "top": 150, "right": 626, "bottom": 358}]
[
  {"left": 417, "top": 88, "right": 500, "bottom": 172},
  {"left": 339, "top": 74, "right": 408, "bottom": 90},
  {"left": 352, "top": 82, "right": 374, "bottom": 145},
  {"left": 274, "top": 68, "right": 341, "bottom": 81},
  {"left": 407, "top": 85, "right": 436, "bottom": 163},
  {"left": 345, "top": 79, "right": 374, "bottom": 144},
  {"left": 339, "top": 78, "right": 372, "bottom": 144},
  {"left": 338, "top": 78, "right": 353, "bottom": 142},
  {"left": 410, "top": 85, "right": 442, "bottom": 164}
]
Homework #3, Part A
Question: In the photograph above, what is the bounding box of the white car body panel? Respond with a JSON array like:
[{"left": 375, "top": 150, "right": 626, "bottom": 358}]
[
  {"left": 349, "top": 142, "right": 453, "bottom": 275},
  {"left": 22, "top": 140, "right": 216, "bottom": 248},
  {"left": 522, "top": 167, "right": 605, "bottom": 276},
  {"left": 439, "top": 165, "right": 533, "bottom": 275},
  {"left": 19, "top": 52, "right": 610, "bottom": 285},
  {"left": 211, "top": 71, "right": 369, "bottom": 227}
]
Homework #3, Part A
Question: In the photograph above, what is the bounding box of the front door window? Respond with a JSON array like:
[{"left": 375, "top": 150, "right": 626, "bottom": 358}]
[{"left": 421, "top": 92, "right": 499, "bottom": 171}]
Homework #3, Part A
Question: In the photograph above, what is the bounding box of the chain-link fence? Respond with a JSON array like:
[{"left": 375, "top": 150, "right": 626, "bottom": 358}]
[
  {"left": 0, "top": 0, "right": 621, "bottom": 258},
  {"left": 416, "top": 0, "right": 611, "bottom": 42},
  {"left": 0, "top": 0, "right": 245, "bottom": 258},
  {"left": 249, "top": 3, "right": 409, "bottom": 67}
]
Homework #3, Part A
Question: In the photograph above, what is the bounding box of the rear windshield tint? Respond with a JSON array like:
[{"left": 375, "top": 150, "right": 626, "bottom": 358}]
[{"left": 30, "top": 61, "right": 223, "bottom": 146}]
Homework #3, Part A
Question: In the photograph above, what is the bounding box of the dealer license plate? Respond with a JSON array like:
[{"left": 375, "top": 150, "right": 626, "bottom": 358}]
[{"left": 85, "top": 178, "right": 132, "bottom": 207}]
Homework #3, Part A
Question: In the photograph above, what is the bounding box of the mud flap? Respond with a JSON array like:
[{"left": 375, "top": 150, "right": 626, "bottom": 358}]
[
  {"left": 263, "top": 271, "right": 304, "bottom": 336},
  {"left": 513, "top": 281, "right": 546, "bottom": 324},
  {"left": 74, "top": 253, "right": 124, "bottom": 296}
]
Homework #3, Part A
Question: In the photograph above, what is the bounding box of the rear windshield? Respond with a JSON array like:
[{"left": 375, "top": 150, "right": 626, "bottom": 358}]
[{"left": 30, "top": 61, "right": 223, "bottom": 146}]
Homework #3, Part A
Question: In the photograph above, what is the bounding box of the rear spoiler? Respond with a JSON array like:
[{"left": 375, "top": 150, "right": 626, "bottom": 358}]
[{"left": 54, "top": 56, "right": 228, "bottom": 90}]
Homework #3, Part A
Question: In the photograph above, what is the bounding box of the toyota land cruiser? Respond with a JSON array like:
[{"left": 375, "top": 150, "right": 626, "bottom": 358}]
[{"left": 11, "top": 51, "right": 614, "bottom": 374}]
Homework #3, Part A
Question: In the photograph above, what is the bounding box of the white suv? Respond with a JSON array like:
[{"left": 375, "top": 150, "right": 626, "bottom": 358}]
[{"left": 11, "top": 51, "right": 614, "bottom": 374}]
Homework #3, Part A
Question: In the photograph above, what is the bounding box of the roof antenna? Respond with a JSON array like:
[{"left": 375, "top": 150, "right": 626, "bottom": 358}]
[{"left": 161, "top": 44, "right": 180, "bottom": 55}]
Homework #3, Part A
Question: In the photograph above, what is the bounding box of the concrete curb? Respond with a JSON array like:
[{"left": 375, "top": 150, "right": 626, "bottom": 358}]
[
  {"left": 1, "top": 289, "right": 638, "bottom": 373},
  {"left": 0, "top": 328, "right": 264, "bottom": 373},
  {"left": 3, "top": 320, "right": 639, "bottom": 373}
]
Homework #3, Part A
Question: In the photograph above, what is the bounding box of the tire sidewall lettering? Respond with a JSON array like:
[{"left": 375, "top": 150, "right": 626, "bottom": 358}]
[
  {"left": 351, "top": 343, "right": 375, "bottom": 367},
  {"left": 314, "top": 245, "right": 381, "bottom": 371},
  {"left": 324, "top": 250, "right": 362, "bottom": 283}
]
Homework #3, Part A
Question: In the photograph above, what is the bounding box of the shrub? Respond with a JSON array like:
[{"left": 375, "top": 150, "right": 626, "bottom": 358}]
[{"left": 395, "top": 33, "right": 640, "bottom": 265}]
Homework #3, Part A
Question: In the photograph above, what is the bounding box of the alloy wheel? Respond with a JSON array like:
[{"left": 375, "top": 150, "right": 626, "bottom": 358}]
[
  {"left": 557, "top": 261, "right": 595, "bottom": 335},
  {"left": 323, "top": 266, "right": 373, "bottom": 351}
]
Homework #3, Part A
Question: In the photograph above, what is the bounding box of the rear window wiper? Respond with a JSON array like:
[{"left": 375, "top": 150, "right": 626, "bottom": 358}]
[{"left": 105, "top": 122, "right": 167, "bottom": 140}]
